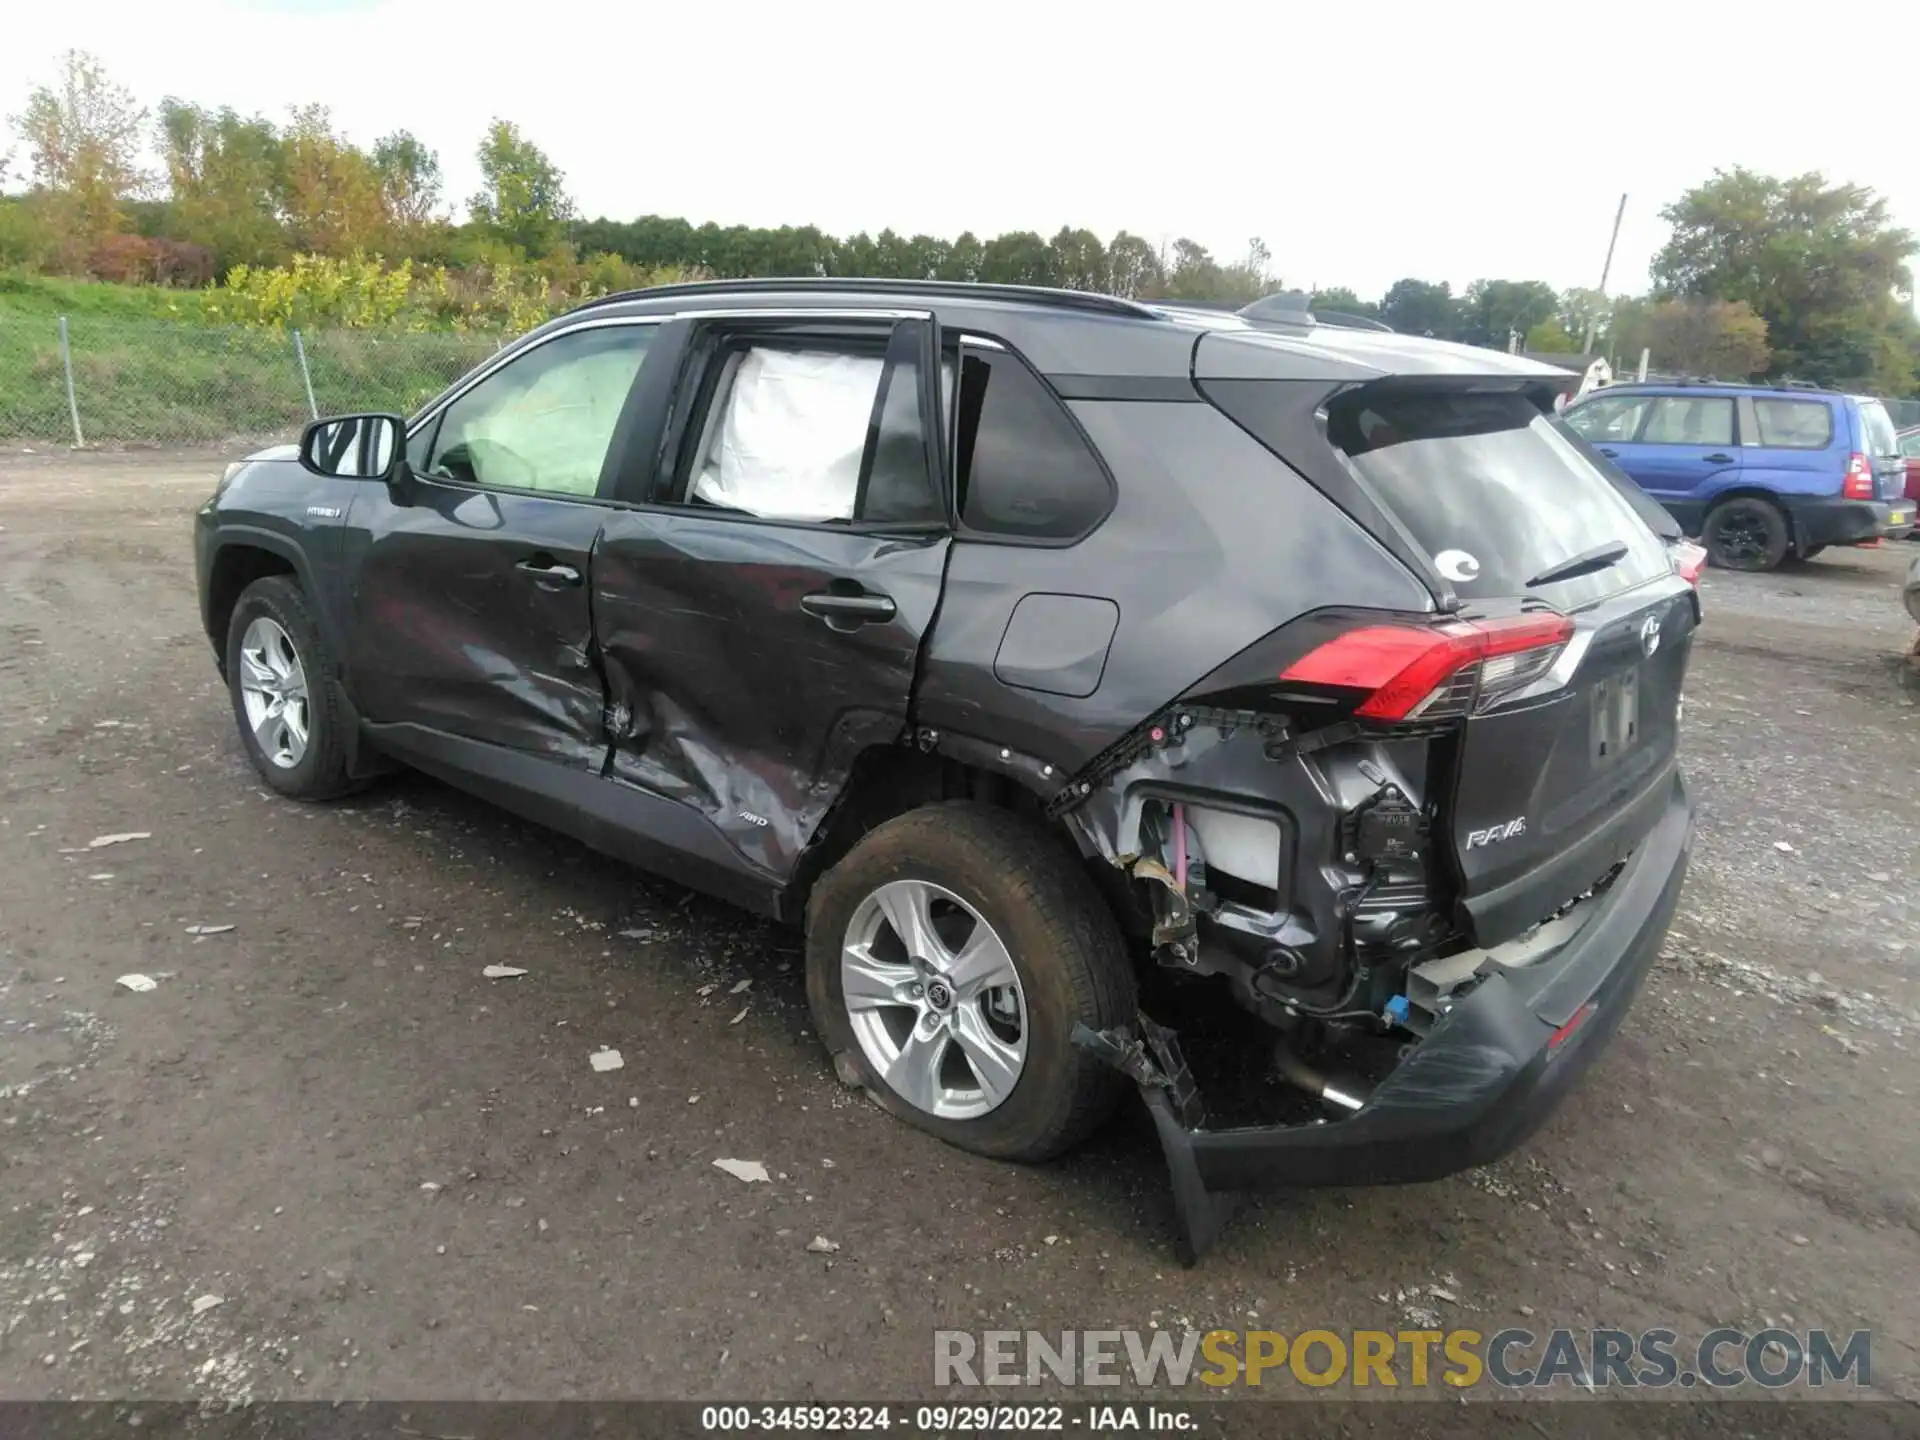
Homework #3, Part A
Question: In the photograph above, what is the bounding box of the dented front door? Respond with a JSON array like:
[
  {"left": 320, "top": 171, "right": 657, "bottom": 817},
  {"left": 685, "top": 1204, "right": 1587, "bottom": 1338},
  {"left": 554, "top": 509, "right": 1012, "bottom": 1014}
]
[{"left": 340, "top": 483, "right": 609, "bottom": 768}]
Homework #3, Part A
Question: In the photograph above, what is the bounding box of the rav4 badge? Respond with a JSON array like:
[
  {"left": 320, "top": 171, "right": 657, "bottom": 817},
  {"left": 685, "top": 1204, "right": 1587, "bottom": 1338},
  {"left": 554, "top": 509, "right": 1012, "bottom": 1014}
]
[{"left": 1465, "top": 817, "right": 1528, "bottom": 849}]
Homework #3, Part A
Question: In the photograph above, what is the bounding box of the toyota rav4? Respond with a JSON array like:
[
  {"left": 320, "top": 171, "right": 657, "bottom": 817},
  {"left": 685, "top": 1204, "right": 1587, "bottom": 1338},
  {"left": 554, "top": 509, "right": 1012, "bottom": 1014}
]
[{"left": 194, "top": 281, "right": 1700, "bottom": 1259}]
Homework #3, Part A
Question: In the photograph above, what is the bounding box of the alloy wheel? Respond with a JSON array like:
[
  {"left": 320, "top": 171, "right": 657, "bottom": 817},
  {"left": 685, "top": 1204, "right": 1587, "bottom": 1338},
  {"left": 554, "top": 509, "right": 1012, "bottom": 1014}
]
[
  {"left": 238, "top": 616, "right": 310, "bottom": 770},
  {"left": 840, "top": 879, "right": 1028, "bottom": 1120}
]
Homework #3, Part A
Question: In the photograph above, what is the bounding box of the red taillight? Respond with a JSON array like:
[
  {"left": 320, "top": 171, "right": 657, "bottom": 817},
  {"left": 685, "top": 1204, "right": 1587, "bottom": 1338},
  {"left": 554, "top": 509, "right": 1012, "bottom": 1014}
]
[
  {"left": 1843, "top": 452, "right": 1874, "bottom": 500},
  {"left": 1672, "top": 540, "right": 1707, "bottom": 586},
  {"left": 1547, "top": 1001, "right": 1597, "bottom": 1051},
  {"left": 1280, "top": 613, "right": 1576, "bottom": 722}
]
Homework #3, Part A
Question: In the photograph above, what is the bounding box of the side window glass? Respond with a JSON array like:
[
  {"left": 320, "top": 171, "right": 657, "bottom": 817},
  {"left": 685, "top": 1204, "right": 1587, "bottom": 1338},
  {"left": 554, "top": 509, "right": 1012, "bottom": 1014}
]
[
  {"left": 952, "top": 348, "right": 1112, "bottom": 540},
  {"left": 1643, "top": 397, "right": 1734, "bottom": 447},
  {"left": 1751, "top": 398, "right": 1834, "bottom": 449},
  {"left": 1901, "top": 432, "right": 1920, "bottom": 459},
  {"left": 686, "top": 323, "right": 941, "bottom": 525},
  {"left": 1565, "top": 395, "right": 1649, "bottom": 442},
  {"left": 425, "top": 325, "right": 654, "bottom": 497}
]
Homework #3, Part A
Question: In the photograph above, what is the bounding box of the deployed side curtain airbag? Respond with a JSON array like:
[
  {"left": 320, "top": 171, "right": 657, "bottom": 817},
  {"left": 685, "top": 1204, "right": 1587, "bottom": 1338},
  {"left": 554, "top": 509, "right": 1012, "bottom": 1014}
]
[{"left": 693, "top": 348, "right": 884, "bottom": 521}]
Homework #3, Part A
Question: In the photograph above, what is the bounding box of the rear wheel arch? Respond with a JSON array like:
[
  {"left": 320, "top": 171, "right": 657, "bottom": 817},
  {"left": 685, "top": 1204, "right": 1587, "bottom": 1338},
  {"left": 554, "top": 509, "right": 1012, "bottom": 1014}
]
[{"left": 781, "top": 741, "right": 1094, "bottom": 925}]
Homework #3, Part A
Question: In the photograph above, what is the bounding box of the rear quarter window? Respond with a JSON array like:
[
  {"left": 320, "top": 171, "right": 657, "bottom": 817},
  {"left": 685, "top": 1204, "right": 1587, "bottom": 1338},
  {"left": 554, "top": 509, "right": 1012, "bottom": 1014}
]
[
  {"left": 1327, "top": 387, "right": 1673, "bottom": 608},
  {"left": 1752, "top": 398, "right": 1833, "bottom": 449},
  {"left": 952, "top": 347, "right": 1113, "bottom": 542}
]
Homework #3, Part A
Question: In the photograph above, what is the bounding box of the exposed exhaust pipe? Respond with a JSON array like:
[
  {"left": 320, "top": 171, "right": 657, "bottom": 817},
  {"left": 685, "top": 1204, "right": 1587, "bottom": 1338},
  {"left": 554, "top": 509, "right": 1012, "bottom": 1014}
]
[{"left": 1272, "top": 1044, "right": 1371, "bottom": 1113}]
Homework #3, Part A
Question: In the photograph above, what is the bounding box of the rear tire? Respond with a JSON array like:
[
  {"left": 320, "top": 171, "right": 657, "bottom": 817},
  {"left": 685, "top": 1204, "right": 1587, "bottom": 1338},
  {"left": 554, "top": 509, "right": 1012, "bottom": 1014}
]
[
  {"left": 225, "top": 576, "right": 356, "bottom": 800},
  {"left": 1703, "top": 497, "right": 1791, "bottom": 571},
  {"left": 805, "top": 802, "right": 1137, "bottom": 1163}
]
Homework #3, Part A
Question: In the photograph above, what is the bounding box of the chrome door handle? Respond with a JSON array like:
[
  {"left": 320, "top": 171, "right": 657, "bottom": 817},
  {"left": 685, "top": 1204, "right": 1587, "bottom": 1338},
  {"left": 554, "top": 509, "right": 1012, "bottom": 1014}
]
[
  {"left": 799, "top": 591, "right": 896, "bottom": 624},
  {"left": 515, "top": 557, "right": 582, "bottom": 587}
]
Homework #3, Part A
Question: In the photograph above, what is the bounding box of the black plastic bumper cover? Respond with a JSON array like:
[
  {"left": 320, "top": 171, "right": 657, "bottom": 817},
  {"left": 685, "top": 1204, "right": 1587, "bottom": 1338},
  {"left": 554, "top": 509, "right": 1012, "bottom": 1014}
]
[
  {"left": 1790, "top": 496, "right": 1915, "bottom": 547},
  {"left": 1101, "top": 772, "right": 1692, "bottom": 1264}
]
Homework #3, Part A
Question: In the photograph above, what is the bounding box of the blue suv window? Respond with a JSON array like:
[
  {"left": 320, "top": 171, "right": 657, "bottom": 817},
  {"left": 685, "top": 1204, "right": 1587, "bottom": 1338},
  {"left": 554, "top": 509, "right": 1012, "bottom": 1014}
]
[
  {"left": 1751, "top": 398, "right": 1832, "bottom": 449},
  {"left": 1564, "top": 393, "right": 1652, "bottom": 443},
  {"left": 1642, "top": 396, "right": 1734, "bottom": 447}
]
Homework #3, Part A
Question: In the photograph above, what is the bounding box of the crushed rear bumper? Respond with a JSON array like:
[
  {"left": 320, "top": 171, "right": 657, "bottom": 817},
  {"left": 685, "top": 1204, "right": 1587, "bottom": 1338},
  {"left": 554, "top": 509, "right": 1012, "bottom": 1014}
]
[{"left": 1078, "top": 771, "right": 1693, "bottom": 1264}]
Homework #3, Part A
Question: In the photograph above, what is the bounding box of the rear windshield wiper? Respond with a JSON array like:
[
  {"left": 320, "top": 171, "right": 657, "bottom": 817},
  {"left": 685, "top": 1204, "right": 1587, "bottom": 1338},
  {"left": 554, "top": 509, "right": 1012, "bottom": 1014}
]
[{"left": 1525, "top": 539, "right": 1629, "bottom": 589}]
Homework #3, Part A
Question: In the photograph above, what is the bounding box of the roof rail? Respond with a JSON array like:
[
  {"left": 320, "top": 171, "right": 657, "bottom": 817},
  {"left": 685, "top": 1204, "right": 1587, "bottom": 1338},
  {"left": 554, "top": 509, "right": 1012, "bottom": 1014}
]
[{"left": 564, "top": 276, "right": 1164, "bottom": 320}]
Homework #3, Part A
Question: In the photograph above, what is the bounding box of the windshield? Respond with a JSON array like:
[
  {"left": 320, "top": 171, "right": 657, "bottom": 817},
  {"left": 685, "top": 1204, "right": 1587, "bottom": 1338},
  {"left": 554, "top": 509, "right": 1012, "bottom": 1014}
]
[{"left": 1327, "top": 386, "right": 1674, "bottom": 609}]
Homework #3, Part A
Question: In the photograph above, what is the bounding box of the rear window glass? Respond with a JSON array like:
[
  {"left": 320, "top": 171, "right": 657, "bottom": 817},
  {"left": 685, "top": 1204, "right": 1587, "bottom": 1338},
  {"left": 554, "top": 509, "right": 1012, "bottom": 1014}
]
[
  {"left": 1752, "top": 398, "right": 1833, "bottom": 449},
  {"left": 1856, "top": 398, "right": 1900, "bottom": 458},
  {"left": 1642, "top": 396, "right": 1734, "bottom": 446},
  {"left": 1327, "top": 388, "right": 1673, "bottom": 606}
]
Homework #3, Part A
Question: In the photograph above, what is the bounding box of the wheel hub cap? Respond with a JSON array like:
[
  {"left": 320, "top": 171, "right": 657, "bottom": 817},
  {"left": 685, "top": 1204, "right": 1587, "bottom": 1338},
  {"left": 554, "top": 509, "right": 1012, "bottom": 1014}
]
[
  {"left": 839, "top": 879, "right": 1028, "bottom": 1121},
  {"left": 238, "top": 616, "right": 310, "bottom": 770}
]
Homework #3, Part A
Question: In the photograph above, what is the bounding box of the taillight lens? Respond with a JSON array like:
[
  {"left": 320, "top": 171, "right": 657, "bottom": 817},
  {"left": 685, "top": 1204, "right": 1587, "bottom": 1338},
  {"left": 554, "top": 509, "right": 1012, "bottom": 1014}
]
[
  {"left": 1280, "top": 613, "right": 1576, "bottom": 721},
  {"left": 1671, "top": 540, "right": 1707, "bottom": 586},
  {"left": 1844, "top": 452, "right": 1874, "bottom": 500}
]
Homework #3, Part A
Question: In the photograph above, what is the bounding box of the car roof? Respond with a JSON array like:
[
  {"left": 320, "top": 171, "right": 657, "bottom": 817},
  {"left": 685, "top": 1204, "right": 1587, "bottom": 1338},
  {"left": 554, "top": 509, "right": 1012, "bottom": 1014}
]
[{"left": 551, "top": 277, "right": 1574, "bottom": 385}]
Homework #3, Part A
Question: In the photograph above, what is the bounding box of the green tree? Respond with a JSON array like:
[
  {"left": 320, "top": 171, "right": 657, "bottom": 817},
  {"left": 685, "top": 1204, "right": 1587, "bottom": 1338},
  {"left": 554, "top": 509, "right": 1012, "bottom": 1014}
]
[
  {"left": 979, "top": 230, "right": 1054, "bottom": 286},
  {"left": 1162, "top": 238, "right": 1226, "bottom": 300},
  {"left": 11, "top": 50, "right": 150, "bottom": 264},
  {"left": 1524, "top": 318, "right": 1578, "bottom": 352},
  {"left": 158, "top": 100, "right": 287, "bottom": 271},
  {"left": 1048, "top": 226, "right": 1108, "bottom": 292},
  {"left": 1310, "top": 286, "right": 1379, "bottom": 320},
  {"left": 1379, "top": 278, "right": 1457, "bottom": 338},
  {"left": 1104, "top": 230, "right": 1161, "bottom": 297},
  {"left": 468, "top": 119, "right": 573, "bottom": 256},
  {"left": 1558, "top": 286, "right": 1613, "bottom": 349},
  {"left": 1652, "top": 168, "right": 1916, "bottom": 391},
  {"left": 279, "top": 105, "right": 386, "bottom": 257},
  {"left": 938, "top": 231, "right": 984, "bottom": 282},
  {"left": 1645, "top": 298, "right": 1771, "bottom": 378},
  {"left": 372, "top": 129, "right": 442, "bottom": 227},
  {"left": 1458, "top": 279, "right": 1560, "bottom": 349}
]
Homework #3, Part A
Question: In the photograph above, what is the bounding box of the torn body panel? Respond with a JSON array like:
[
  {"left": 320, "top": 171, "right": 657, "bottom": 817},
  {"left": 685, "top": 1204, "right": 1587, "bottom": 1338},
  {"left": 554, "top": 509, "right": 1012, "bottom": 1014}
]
[
  {"left": 1059, "top": 706, "right": 1445, "bottom": 1013},
  {"left": 1076, "top": 773, "right": 1691, "bottom": 1263},
  {"left": 590, "top": 508, "right": 949, "bottom": 879}
]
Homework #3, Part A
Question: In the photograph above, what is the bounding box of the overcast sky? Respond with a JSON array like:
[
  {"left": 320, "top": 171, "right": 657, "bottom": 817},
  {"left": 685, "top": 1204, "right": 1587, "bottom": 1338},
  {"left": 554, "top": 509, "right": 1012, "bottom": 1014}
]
[{"left": 6, "top": 0, "right": 1918, "bottom": 300}]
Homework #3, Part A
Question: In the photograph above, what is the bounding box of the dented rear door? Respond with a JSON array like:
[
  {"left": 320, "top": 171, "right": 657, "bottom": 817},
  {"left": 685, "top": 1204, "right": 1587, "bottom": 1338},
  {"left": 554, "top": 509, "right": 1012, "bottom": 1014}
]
[{"left": 592, "top": 312, "right": 951, "bottom": 879}]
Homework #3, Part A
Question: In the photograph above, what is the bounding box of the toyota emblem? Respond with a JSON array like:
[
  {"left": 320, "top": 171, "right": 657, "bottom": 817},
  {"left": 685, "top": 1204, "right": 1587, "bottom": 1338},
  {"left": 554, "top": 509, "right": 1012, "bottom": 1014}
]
[{"left": 1640, "top": 613, "right": 1662, "bottom": 657}]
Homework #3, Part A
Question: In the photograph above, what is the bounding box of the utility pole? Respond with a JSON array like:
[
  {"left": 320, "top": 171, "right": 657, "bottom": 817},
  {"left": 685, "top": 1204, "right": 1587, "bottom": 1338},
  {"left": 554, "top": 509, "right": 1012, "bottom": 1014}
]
[{"left": 1581, "top": 192, "right": 1628, "bottom": 355}]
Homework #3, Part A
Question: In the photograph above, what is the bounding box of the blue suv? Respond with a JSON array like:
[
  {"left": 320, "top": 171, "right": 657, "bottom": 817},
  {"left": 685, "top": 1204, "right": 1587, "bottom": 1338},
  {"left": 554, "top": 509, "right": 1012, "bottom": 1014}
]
[{"left": 1564, "top": 381, "right": 1915, "bottom": 570}]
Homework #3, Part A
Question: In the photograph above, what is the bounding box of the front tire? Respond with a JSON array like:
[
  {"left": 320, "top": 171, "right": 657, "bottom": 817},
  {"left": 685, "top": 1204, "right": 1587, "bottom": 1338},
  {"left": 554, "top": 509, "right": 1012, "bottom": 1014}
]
[
  {"left": 805, "top": 802, "right": 1137, "bottom": 1162},
  {"left": 1703, "top": 496, "right": 1791, "bottom": 571},
  {"left": 225, "top": 576, "right": 355, "bottom": 800}
]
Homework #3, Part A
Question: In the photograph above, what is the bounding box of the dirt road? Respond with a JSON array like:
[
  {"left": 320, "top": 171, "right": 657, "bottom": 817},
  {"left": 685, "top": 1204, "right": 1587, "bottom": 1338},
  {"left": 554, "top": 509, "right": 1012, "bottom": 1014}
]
[{"left": 3, "top": 450, "right": 1918, "bottom": 1426}]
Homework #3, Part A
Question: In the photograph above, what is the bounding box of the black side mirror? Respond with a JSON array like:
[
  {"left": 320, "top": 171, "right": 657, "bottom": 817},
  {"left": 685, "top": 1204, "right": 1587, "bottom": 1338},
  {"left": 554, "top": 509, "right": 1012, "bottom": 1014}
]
[{"left": 299, "top": 413, "right": 406, "bottom": 481}]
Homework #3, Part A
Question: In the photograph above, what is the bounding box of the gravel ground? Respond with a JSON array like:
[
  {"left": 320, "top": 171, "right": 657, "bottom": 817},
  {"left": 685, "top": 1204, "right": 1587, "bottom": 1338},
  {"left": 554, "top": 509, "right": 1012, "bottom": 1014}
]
[{"left": 2, "top": 449, "right": 1918, "bottom": 1430}]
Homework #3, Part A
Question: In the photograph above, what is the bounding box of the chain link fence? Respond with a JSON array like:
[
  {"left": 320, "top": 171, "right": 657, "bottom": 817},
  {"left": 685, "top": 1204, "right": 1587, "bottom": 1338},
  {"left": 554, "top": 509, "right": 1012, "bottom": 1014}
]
[{"left": 0, "top": 316, "right": 505, "bottom": 447}]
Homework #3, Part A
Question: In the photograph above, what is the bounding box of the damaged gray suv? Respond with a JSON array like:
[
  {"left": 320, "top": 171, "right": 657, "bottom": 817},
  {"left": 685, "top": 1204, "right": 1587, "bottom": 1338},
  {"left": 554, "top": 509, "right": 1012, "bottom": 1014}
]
[{"left": 194, "top": 280, "right": 1701, "bottom": 1260}]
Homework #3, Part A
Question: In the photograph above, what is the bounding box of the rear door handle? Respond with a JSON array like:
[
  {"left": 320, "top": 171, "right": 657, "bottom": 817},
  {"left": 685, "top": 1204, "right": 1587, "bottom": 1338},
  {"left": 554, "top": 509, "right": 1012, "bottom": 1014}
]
[
  {"left": 1702, "top": 453, "right": 1734, "bottom": 464},
  {"left": 1598, "top": 447, "right": 1619, "bottom": 457},
  {"left": 515, "top": 556, "right": 582, "bottom": 587},
  {"left": 799, "top": 590, "right": 896, "bottom": 625}
]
